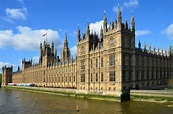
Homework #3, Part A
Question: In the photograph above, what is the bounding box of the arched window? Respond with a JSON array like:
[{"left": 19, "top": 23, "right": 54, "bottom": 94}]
[{"left": 109, "top": 54, "right": 115, "bottom": 66}]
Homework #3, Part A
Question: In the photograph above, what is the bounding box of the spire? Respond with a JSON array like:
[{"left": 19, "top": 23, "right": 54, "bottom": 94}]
[
  {"left": 103, "top": 10, "right": 107, "bottom": 32},
  {"left": 55, "top": 49, "right": 57, "bottom": 58},
  {"left": 144, "top": 43, "right": 146, "bottom": 50},
  {"left": 40, "top": 42, "right": 43, "bottom": 63},
  {"left": 168, "top": 45, "right": 172, "bottom": 55},
  {"left": 77, "top": 24, "right": 80, "bottom": 42},
  {"left": 64, "top": 33, "right": 68, "bottom": 48},
  {"left": 125, "top": 19, "right": 128, "bottom": 29},
  {"left": 51, "top": 41, "right": 54, "bottom": 52},
  {"left": 149, "top": 45, "right": 151, "bottom": 52},
  {"left": 61, "top": 34, "right": 71, "bottom": 61},
  {"left": 100, "top": 26, "right": 103, "bottom": 41},
  {"left": 138, "top": 40, "right": 141, "bottom": 49},
  {"left": 18, "top": 66, "right": 20, "bottom": 71},
  {"left": 117, "top": 4, "right": 122, "bottom": 24},
  {"left": 158, "top": 48, "right": 160, "bottom": 53},
  {"left": 154, "top": 46, "right": 156, "bottom": 52},
  {"left": 131, "top": 10, "right": 135, "bottom": 32},
  {"left": 86, "top": 23, "right": 90, "bottom": 35},
  {"left": 117, "top": 4, "right": 122, "bottom": 29}
]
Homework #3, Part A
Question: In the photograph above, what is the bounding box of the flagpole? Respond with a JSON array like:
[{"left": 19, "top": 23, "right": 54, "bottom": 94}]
[{"left": 42, "top": 32, "right": 47, "bottom": 43}]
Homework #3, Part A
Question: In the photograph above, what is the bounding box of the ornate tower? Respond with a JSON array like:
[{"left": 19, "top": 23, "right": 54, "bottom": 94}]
[
  {"left": 39, "top": 42, "right": 43, "bottom": 63},
  {"left": 130, "top": 11, "right": 135, "bottom": 32},
  {"left": 41, "top": 41, "right": 57, "bottom": 66},
  {"left": 61, "top": 34, "right": 71, "bottom": 61},
  {"left": 77, "top": 25, "right": 80, "bottom": 42},
  {"left": 2, "top": 66, "right": 13, "bottom": 86},
  {"left": 117, "top": 5, "right": 122, "bottom": 30},
  {"left": 100, "top": 26, "right": 103, "bottom": 41},
  {"left": 103, "top": 11, "right": 107, "bottom": 32}
]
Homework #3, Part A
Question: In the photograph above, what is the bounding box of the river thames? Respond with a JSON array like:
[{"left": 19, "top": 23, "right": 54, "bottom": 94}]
[{"left": 0, "top": 88, "right": 173, "bottom": 114}]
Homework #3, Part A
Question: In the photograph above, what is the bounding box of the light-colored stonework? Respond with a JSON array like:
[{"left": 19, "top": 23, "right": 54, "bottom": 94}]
[{"left": 2, "top": 7, "right": 173, "bottom": 96}]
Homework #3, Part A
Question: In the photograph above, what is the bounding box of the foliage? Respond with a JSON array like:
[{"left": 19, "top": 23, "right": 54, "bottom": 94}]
[{"left": 0, "top": 74, "right": 2, "bottom": 85}]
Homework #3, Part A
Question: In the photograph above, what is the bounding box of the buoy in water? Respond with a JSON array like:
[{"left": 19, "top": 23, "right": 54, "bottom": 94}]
[
  {"left": 76, "top": 105, "right": 79, "bottom": 111},
  {"left": 35, "top": 99, "right": 38, "bottom": 103}
]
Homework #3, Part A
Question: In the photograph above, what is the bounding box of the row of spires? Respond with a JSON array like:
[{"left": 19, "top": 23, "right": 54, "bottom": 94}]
[
  {"left": 77, "top": 5, "right": 135, "bottom": 42},
  {"left": 138, "top": 40, "right": 173, "bottom": 55},
  {"left": 103, "top": 5, "right": 135, "bottom": 32}
]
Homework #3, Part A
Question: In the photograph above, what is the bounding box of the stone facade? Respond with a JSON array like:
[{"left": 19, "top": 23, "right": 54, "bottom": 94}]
[{"left": 2, "top": 7, "right": 173, "bottom": 96}]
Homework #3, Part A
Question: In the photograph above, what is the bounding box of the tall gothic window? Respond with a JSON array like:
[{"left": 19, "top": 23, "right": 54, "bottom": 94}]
[
  {"left": 109, "top": 71, "right": 115, "bottom": 81},
  {"left": 96, "top": 73, "right": 98, "bottom": 82},
  {"left": 101, "top": 72, "right": 104, "bottom": 82},
  {"left": 96, "top": 58, "right": 98, "bottom": 68},
  {"left": 91, "top": 59, "right": 92, "bottom": 68},
  {"left": 81, "top": 60, "right": 85, "bottom": 69},
  {"left": 90, "top": 74, "right": 93, "bottom": 82},
  {"left": 109, "top": 54, "right": 115, "bottom": 66},
  {"left": 101, "top": 57, "right": 103, "bottom": 67},
  {"left": 74, "top": 76, "right": 75, "bottom": 82},
  {"left": 81, "top": 74, "right": 85, "bottom": 82}
]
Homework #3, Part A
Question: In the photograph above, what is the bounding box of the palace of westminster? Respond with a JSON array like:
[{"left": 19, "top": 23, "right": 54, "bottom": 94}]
[{"left": 2, "top": 7, "right": 173, "bottom": 96}]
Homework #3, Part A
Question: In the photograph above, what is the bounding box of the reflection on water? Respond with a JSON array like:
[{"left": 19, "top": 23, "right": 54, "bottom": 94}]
[{"left": 0, "top": 88, "right": 173, "bottom": 114}]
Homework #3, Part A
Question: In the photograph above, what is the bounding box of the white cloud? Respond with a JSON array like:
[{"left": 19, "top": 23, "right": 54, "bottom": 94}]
[
  {"left": 6, "top": 7, "right": 27, "bottom": 20},
  {"left": 89, "top": 20, "right": 103, "bottom": 36},
  {"left": 161, "top": 24, "right": 173, "bottom": 39},
  {"left": 70, "top": 45, "right": 77, "bottom": 55},
  {"left": 0, "top": 26, "right": 61, "bottom": 51},
  {"left": 1, "top": 17, "right": 14, "bottom": 24},
  {"left": 135, "top": 30, "right": 151, "bottom": 36},
  {"left": 124, "top": 0, "right": 138, "bottom": 8},
  {"left": 0, "top": 62, "right": 14, "bottom": 69},
  {"left": 32, "top": 56, "right": 40, "bottom": 63},
  {"left": 113, "top": 0, "right": 138, "bottom": 13}
]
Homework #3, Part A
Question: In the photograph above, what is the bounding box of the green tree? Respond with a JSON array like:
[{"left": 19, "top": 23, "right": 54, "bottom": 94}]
[{"left": 0, "top": 74, "right": 2, "bottom": 85}]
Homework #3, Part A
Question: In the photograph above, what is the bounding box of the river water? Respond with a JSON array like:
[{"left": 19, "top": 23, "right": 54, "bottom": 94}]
[{"left": 0, "top": 88, "right": 173, "bottom": 114}]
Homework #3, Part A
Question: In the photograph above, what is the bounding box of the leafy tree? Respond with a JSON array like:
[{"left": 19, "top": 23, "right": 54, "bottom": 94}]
[{"left": 0, "top": 74, "right": 2, "bottom": 85}]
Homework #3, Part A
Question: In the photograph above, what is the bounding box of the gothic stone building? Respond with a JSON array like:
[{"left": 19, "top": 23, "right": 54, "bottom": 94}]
[{"left": 2, "top": 7, "right": 173, "bottom": 96}]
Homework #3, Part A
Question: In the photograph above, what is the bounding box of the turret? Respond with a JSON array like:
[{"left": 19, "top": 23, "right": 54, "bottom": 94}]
[
  {"left": 103, "top": 11, "right": 107, "bottom": 32},
  {"left": 77, "top": 25, "right": 80, "bottom": 42},
  {"left": 40, "top": 42, "right": 42, "bottom": 54},
  {"left": 51, "top": 41, "right": 54, "bottom": 53},
  {"left": 144, "top": 43, "right": 146, "bottom": 50},
  {"left": 168, "top": 45, "right": 172, "bottom": 56},
  {"left": 61, "top": 34, "right": 71, "bottom": 61},
  {"left": 55, "top": 49, "right": 57, "bottom": 58},
  {"left": 149, "top": 45, "right": 151, "bottom": 52},
  {"left": 2, "top": 66, "right": 13, "bottom": 86},
  {"left": 100, "top": 26, "right": 103, "bottom": 41},
  {"left": 86, "top": 23, "right": 90, "bottom": 36},
  {"left": 130, "top": 11, "right": 135, "bottom": 32},
  {"left": 64, "top": 34, "right": 68, "bottom": 48},
  {"left": 154, "top": 46, "right": 156, "bottom": 52},
  {"left": 125, "top": 19, "right": 128, "bottom": 29},
  {"left": 117, "top": 5, "right": 122, "bottom": 29},
  {"left": 39, "top": 43, "right": 43, "bottom": 63},
  {"left": 17, "top": 66, "right": 20, "bottom": 71},
  {"left": 138, "top": 40, "right": 141, "bottom": 49}
]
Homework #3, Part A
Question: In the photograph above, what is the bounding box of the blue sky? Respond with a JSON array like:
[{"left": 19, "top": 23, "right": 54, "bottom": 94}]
[{"left": 0, "top": 0, "right": 173, "bottom": 73}]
